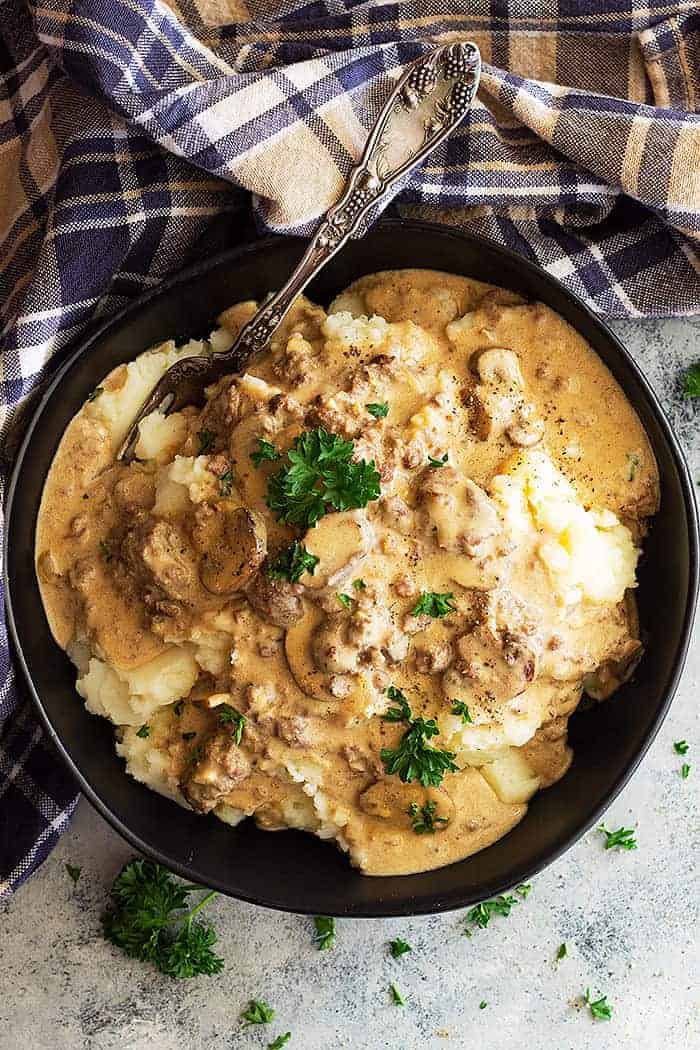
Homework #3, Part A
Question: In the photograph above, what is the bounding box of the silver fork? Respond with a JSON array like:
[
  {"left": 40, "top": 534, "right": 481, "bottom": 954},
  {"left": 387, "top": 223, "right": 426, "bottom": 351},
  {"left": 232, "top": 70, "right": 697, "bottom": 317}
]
[{"left": 119, "top": 41, "right": 481, "bottom": 462}]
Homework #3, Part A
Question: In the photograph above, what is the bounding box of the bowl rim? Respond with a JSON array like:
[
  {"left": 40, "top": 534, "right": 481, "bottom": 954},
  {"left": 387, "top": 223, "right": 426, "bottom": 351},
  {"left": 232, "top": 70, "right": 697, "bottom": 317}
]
[{"left": 5, "top": 219, "right": 699, "bottom": 915}]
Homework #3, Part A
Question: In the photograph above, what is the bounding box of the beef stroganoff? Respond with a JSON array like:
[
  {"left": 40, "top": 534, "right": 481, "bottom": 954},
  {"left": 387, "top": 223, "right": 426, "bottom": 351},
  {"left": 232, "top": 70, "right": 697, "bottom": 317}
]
[{"left": 35, "top": 270, "right": 658, "bottom": 875}]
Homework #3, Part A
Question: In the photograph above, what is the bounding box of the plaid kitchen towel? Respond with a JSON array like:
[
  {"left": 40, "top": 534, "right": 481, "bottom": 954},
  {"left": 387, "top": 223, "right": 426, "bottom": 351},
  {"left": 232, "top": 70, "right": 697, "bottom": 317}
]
[{"left": 1, "top": 0, "right": 699, "bottom": 899}]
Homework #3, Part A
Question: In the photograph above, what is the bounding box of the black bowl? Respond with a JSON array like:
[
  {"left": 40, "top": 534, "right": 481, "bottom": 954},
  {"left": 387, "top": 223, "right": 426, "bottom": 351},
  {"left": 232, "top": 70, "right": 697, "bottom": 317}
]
[{"left": 5, "top": 221, "right": 698, "bottom": 916}]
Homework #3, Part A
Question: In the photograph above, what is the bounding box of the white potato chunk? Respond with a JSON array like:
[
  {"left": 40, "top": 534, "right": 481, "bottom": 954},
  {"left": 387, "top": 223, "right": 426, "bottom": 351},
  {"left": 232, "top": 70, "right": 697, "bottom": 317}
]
[{"left": 481, "top": 749, "right": 540, "bottom": 804}]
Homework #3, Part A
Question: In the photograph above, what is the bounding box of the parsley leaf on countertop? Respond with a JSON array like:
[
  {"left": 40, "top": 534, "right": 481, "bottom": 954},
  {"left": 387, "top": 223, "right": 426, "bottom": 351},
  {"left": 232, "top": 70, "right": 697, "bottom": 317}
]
[
  {"left": 411, "top": 591, "right": 456, "bottom": 618},
  {"left": 266, "top": 428, "right": 380, "bottom": 528},
  {"left": 390, "top": 983, "right": 406, "bottom": 1006},
  {"left": 267, "top": 1034, "right": 291, "bottom": 1049},
  {"left": 682, "top": 363, "right": 700, "bottom": 398},
  {"left": 102, "top": 859, "right": 222, "bottom": 978},
  {"left": 584, "top": 989, "right": 612, "bottom": 1021},
  {"left": 479, "top": 1000, "right": 488, "bottom": 1010},
  {"left": 598, "top": 824, "right": 637, "bottom": 851},
  {"left": 466, "top": 895, "right": 518, "bottom": 930},
  {"left": 313, "top": 915, "right": 336, "bottom": 950},
  {"left": 389, "top": 938, "right": 412, "bottom": 959},
  {"left": 681, "top": 763, "right": 691, "bottom": 779},
  {"left": 674, "top": 740, "right": 689, "bottom": 755},
  {"left": 267, "top": 542, "right": 319, "bottom": 584},
  {"left": 515, "top": 883, "right": 532, "bottom": 899},
  {"left": 556, "top": 943, "right": 568, "bottom": 961},
  {"left": 242, "top": 999, "right": 275, "bottom": 1026}
]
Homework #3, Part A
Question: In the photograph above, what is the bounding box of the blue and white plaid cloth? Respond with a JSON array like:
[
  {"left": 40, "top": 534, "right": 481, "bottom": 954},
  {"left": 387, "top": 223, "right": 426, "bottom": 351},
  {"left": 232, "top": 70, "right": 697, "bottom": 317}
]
[{"left": 1, "top": 0, "right": 699, "bottom": 898}]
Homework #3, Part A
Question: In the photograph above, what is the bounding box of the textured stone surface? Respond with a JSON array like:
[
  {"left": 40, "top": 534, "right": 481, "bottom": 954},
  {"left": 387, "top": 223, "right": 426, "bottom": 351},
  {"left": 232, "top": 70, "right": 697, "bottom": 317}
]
[{"left": 1, "top": 318, "right": 698, "bottom": 1050}]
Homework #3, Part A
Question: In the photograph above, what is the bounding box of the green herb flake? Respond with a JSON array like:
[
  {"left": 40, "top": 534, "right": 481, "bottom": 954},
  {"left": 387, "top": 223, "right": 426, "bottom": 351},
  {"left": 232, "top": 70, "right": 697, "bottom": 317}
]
[
  {"left": 87, "top": 386, "right": 104, "bottom": 403},
  {"left": 390, "top": 982, "right": 406, "bottom": 1006},
  {"left": 251, "top": 438, "right": 280, "bottom": 467},
  {"left": 65, "top": 863, "right": 82, "bottom": 885},
  {"left": 408, "top": 800, "right": 448, "bottom": 835},
  {"left": 681, "top": 763, "right": 691, "bottom": 779},
  {"left": 101, "top": 858, "right": 222, "bottom": 978},
  {"left": 197, "top": 429, "right": 215, "bottom": 454},
  {"left": 267, "top": 542, "right": 319, "bottom": 584},
  {"left": 626, "top": 452, "right": 640, "bottom": 481},
  {"left": 242, "top": 999, "right": 275, "bottom": 1026},
  {"left": 337, "top": 592, "right": 353, "bottom": 609},
  {"left": 352, "top": 578, "right": 366, "bottom": 591},
  {"left": 173, "top": 700, "right": 185, "bottom": 717},
  {"left": 515, "top": 883, "right": 532, "bottom": 899},
  {"left": 584, "top": 988, "right": 612, "bottom": 1021},
  {"left": 466, "top": 895, "right": 518, "bottom": 931},
  {"left": 267, "top": 1034, "right": 291, "bottom": 1050},
  {"left": 682, "top": 363, "right": 700, "bottom": 398},
  {"left": 182, "top": 731, "right": 197, "bottom": 742},
  {"left": 98, "top": 540, "right": 112, "bottom": 560},
  {"left": 451, "top": 700, "right": 472, "bottom": 724},
  {"left": 673, "top": 740, "right": 689, "bottom": 755},
  {"left": 411, "top": 591, "right": 456, "bottom": 619},
  {"left": 479, "top": 1000, "right": 488, "bottom": 1010},
  {"left": 598, "top": 824, "right": 637, "bottom": 851},
  {"left": 428, "top": 453, "right": 448, "bottom": 469},
  {"left": 136, "top": 724, "right": 151, "bottom": 739},
  {"left": 556, "top": 942, "right": 568, "bottom": 961},
  {"left": 389, "top": 937, "right": 412, "bottom": 959},
  {"left": 218, "top": 469, "right": 235, "bottom": 497},
  {"left": 266, "top": 427, "right": 381, "bottom": 528},
  {"left": 313, "top": 915, "right": 335, "bottom": 951},
  {"left": 218, "top": 704, "right": 246, "bottom": 745},
  {"left": 380, "top": 689, "right": 457, "bottom": 789},
  {"left": 367, "top": 402, "right": 389, "bottom": 419}
]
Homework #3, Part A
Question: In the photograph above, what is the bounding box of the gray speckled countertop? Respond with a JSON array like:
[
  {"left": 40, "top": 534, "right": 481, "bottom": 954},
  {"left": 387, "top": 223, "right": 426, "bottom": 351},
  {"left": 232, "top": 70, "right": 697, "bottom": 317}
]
[{"left": 1, "top": 318, "right": 698, "bottom": 1050}]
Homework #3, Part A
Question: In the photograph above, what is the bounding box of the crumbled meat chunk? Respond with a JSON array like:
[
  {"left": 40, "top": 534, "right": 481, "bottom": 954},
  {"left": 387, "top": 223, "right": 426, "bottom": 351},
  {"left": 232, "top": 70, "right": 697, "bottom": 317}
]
[
  {"left": 421, "top": 468, "right": 501, "bottom": 554},
  {"left": 180, "top": 731, "right": 251, "bottom": 813},
  {"left": 121, "top": 515, "right": 200, "bottom": 606},
  {"left": 442, "top": 625, "right": 538, "bottom": 714},
  {"left": 246, "top": 568, "right": 304, "bottom": 627},
  {"left": 277, "top": 715, "right": 315, "bottom": 748}
]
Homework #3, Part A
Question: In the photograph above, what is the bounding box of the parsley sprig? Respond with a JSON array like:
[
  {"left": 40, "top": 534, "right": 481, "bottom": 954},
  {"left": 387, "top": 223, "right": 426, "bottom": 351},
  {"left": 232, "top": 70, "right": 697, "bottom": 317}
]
[
  {"left": 366, "top": 402, "right": 389, "bottom": 418},
  {"left": 682, "top": 363, "right": 700, "bottom": 398},
  {"left": 451, "top": 700, "right": 473, "bottom": 724},
  {"left": 251, "top": 438, "right": 280, "bottom": 467},
  {"left": 242, "top": 999, "right": 275, "bottom": 1026},
  {"left": 389, "top": 937, "right": 412, "bottom": 959},
  {"left": 466, "top": 895, "right": 518, "bottom": 931},
  {"left": 218, "top": 703, "right": 246, "bottom": 745},
  {"left": 267, "top": 542, "right": 319, "bottom": 583},
  {"left": 102, "top": 859, "right": 223, "bottom": 978},
  {"left": 313, "top": 915, "right": 336, "bottom": 950},
  {"left": 584, "top": 988, "right": 612, "bottom": 1021},
  {"left": 598, "top": 824, "right": 637, "bottom": 851},
  {"left": 408, "top": 800, "right": 448, "bottom": 834},
  {"left": 380, "top": 688, "right": 457, "bottom": 788},
  {"left": 268, "top": 1034, "right": 291, "bottom": 1049},
  {"left": 411, "top": 591, "right": 456, "bottom": 618},
  {"left": 266, "top": 428, "right": 380, "bottom": 527}
]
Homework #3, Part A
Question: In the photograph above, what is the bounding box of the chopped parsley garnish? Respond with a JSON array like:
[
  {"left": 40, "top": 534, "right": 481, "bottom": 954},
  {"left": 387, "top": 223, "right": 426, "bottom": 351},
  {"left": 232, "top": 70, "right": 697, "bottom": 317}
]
[
  {"left": 584, "top": 988, "right": 612, "bottom": 1021},
  {"left": 380, "top": 691, "right": 457, "bottom": 789},
  {"left": 251, "top": 438, "right": 280, "bottom": 467},
  {"left": 515, "top": 883, "right": 532, "bottom": 899},
  {"left": 556, "top": 942, "right": 568, "bottom": 960},
  {"left": 626, "top": 452, "right": 640, "bottom": 481},
  {"left": 313, "top": 915, "right": 335, "bottom": 951},
  {"left": 267, "top": 1034, "right": 291, "bottom": 1049},
  {"left": 479, "top": 1000, "right": 488, "bottom": 1010},
  {"left": 381, "top": 686, "right": 412, "bottom": 723},
  {"left": 451, "top": 700, "right": 473, "bottom": 724},
  {"left": 598, "top": 824, "right": 637, "bottom": 851},
  {"left": 682, "top": 363, "right": 700, "bottom": 398},
  {"left": 197, "top": 429, "right": 215, "bottom": 454},
  {"left": 182, "top": 731, "right": 197, "bottom": 742},
  {"left": 411, "top": 591, "right": 456, "bottom": 618},
  {"left": 65, "top": 863, "right": 82, "bottom": 884},
  {"left": 366, "top": 402, "right": 389, "bottom": 419},
  {"left": 337, "top": 592, "right": 353, "bottom": 609},
  {"left": 98, "top": 540, "right": 112, "bottom": 559},
  {"left": 408, "top": 800, "right": 448, "bottom": 834},
  {"left": 87, "top": 386, "right": 104, "bottom": 402},
  {"left": 389, "top": 937, "right": 412, "bottom": 959},
  {"left": 266, "top": 427, "right": 381, "bottom": 528},
  {"left": 352, "top": 578, "right": 366, "bottom": 591},
  {"left": 136, "top": 724, "right": 151, "bottom": 739},
  {"left": 390, "top": 983, "right": 406, "bottom": 1006},
  {"left": 267, "top": 542, "right": 319, "bottom": 584},
  {"left": 218, "top": 704, "right": 246, "bottom": 745},
  {"left": 681, "top": 763, "right": 691, "bottom": 779},
  {"left": 428, "top": 453, "right": 448, "bottom": 468},
  {"left": 242, "top": 999, "right": 275, "bottom": 1026},
  {"left": 173, "top": 700, "right": 185, "bottom": 717},
  {"left": 466, "top": 895, "right": 518, "bottom": 930},
  {"left": 101, "top": 859, "right": 222, "bottom": 978},
  {"left": 674, "top": 740, "right": 689, "bottom": 755},
  {"left": 218, "top": 469, "right": 235, "bottom": 496}
]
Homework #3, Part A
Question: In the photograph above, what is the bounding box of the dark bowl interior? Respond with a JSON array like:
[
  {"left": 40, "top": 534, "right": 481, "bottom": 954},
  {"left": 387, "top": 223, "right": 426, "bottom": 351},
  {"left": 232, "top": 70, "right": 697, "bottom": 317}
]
[{"left": 5, "top": 221, "right": 698, "bottom": 916}]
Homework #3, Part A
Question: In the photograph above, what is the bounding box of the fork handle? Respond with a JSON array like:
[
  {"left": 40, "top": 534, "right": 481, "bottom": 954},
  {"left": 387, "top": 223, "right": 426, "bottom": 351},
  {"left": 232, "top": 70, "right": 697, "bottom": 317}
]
[{"left": 223, "top": 41, "right": 481, "bottom": 371}]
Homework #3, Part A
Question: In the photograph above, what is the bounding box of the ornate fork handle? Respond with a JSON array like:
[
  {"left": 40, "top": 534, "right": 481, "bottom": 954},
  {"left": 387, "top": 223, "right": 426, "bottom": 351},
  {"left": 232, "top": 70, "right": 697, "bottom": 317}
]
[
  {"left": 228, "top": 42, "right": 481, "bottom": 368},
  {"left": 119, "top": 42, "right": 480, "bottom": 459}
]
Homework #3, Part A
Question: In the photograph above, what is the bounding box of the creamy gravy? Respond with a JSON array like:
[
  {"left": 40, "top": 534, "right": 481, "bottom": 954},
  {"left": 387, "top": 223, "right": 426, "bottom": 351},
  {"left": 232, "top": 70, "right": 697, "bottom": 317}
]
[{"left": 35, "top": 270, "right": 658, "bottom": 876}]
